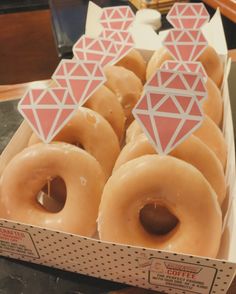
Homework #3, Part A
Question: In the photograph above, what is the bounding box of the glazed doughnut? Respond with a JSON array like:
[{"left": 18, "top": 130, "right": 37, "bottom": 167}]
[
  {"left": 84, "top": 85, "right": 125, "bottom": 142},
  {"left": 146, "top": 46, "right": 224, "bottom": 87},
  {"left": 116, "top": 49, "right": 147, "bottom": 84},
  {"left": 114, "top": 133, "right": 226, "bottom": 205},
  {"left": 103, "top": 65, "right": 143, "bottom": 126},
  {"left": 125, "top": 119, "right": 143, "bottom": 144},
  {"left": 146, "top": 47, "right": 168, "bottom": 81},
  {"left": 126, "top": 115, "right": 227, "bottom": 168},
  {"left": 28, "top": 107, "right": 120, "bottom": 179},
  {"left": 197, "top": 46, "right": 224, "bottom": 88},
  {"left": 0, "top": 143, "right": 105, "bottom": 236},
  {"left": 194, "top": 116, "right": 227, "bottom": 169},
  {"left": 203, "top": 77, "right": 223, "bottom": 126},
  {"left": 98, "top": 155, "right": 222, "bottom": 257}
]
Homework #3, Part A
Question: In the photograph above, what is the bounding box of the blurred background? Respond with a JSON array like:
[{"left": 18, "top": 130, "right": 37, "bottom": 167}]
[{"left": 0, "top": 0, "right": 235, "bottom": 84}]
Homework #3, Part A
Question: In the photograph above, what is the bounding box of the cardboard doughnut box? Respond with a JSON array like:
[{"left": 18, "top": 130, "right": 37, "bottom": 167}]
[{"left": 0, "top": 2, "right": 236, "bottom": 293}]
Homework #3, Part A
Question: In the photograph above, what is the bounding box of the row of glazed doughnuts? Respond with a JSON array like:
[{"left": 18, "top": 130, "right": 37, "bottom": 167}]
[
  {"left": 0, "top": 50, "right": 145, "bottom": 236},
  {"left": 99, "top": 45, "right": 226, "bottom": 258},
  {"left": 0, "top": 46, "right": 227, "bottom": 258}
]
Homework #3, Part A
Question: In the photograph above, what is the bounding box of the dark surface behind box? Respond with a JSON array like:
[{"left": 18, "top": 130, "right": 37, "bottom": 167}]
[
  {"left": 49, "top": 0, "right": 236, "bottom": 58},
  {"left": 49, "top": 0, "right": 136, "bottom": 58},
  {"left": 0, "top": 0, "right": 49, "bottom": 13}
]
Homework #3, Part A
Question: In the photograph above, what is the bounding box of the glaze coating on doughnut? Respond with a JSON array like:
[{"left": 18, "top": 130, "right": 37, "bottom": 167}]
[
  {"left": 84, "top": 85, "right": 125, "bottom": 141},
  {"left": 146, "top": 46, "right": 224, "bottom": 87},
  {"left": 0, "top": 143, "right": 105, "bottom": 236},
  {"left": 103, "top": 65, "right": 143, "bottom": 126},
  {"left": 198, "top": 46, "right": 224, "bottom": 88},
  {"left": 116, "top": 49, "right": 147, "bottom": 84},
  {"left": 203, "top": 77, "right": 223, "bottom": 126},
  {"left": 125, "top": 119, "right": 143, "bottom": 144},
  {"left": 114, "top": 133, "right": 226, "bottom": 205},
  {"left": 99, "top": 155, "right": 222, "bottom": 257},
  {"left": 28, "top": 107, "right": 120, "bottom": 179},
  {"left": 126, "top": 115, "right": 227, "bottom": 168},
  {"left": 146, "top": 47, "right": 168, "bottom": 81},
  {"left": 194, "top": 116, "right": 227, "bottom": 169}
]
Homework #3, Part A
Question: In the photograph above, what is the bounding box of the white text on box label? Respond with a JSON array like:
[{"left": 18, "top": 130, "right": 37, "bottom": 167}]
[{"left": 149, "top": 258, "right": 217, "bottom": 294}]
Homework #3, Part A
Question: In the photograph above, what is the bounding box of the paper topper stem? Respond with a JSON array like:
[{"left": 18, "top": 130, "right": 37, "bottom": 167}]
[{"left": 133, "top": 70, "right": 206, "bottom": 155}]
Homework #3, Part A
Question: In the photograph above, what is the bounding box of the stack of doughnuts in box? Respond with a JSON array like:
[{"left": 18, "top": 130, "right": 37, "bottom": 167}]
[{"left": 0, "top": 3, "right": 227, "bottom": 259}]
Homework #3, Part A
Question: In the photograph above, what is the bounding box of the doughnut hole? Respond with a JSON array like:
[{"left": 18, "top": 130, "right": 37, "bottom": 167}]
[
  {"left": 139, "top": 203, "right": 179, "bottom": 235},
  {"left": 37, "top": 176, "right": 67, "bottom": 212}
]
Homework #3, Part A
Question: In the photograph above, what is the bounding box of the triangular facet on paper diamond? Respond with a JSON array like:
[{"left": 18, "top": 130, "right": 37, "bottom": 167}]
[
  {"left": 52, "top": 108, "right": 76, "bottom": 136},
  {"left": 20, "top": 108, "right": 39, "bottom": 132},
  {"left": 135, "top": 94, "right": 148, "bottom": 110},
  {"left": 35, "top": 108, "right": 59, "bottom": 139},
  {"left": 150, "top": 93, "right": 165, "bottom": 108},
  {"left": 31, "top": 89, "right": 44, "bottom": 103},
  {"left": 175, "top": 95, "right": 193, "bottom": 112},
  {"left": 172, "top": 119, "right": 202, "bottom": 147},
  {"left": 20, "top": 93, "right": 31, "bottom": 105},
  {"left": 132, "top": 70, "right": 205, "bottom": 154},
  {"left": 18, "top": 88, "right": 77, "bottom": 143},
  {"left": 39, "top": 93, "right": 57, "bottom": 105},
  {"left": 157, "top": 96, "right": 180, "bottom": 114},
  {"left": 135, "top": 113, "right": 157, "bottom": 146},
  {"left": 154, "top": 115, "right": 182, "bottom": 152}
]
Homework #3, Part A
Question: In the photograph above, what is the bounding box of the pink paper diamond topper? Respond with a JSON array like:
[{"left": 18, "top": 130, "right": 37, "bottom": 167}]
[
  {"left": 100, "top": 29, "right": 134, "bottom": 60},
  {"left": 161, "top": 60, "right": 207, "bottom": 82},
  {"left": 146, "top": 68, "right": 207, "bottom": 102},
  {"left": 133, "top": 70, "right": 206, "bottom": 154},
  {"left": 100, "top": 6, "right": 135, "bottom": 30},
  {"left": 167, "top": 3, "right": 210, "bottom": 29},
  {"left": 163, "top": 29, "right": 208, "bottom": 61},
  {"left": 18, "top": 88, "right": 77, "bottom": 143},
  {"left": 73, "top": 35, "right": 121, "bottom": 67},
  {"left": 52, "top": 59, "right": 106, "bottom": 106}
]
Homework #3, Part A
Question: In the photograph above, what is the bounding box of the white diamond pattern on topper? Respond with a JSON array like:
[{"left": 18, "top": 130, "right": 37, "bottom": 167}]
[
  {"left": 167, "top": 3, "right": 210, "bottom": 29},
  {"left": 52, "top": 59, "right": 106, "bottom": 106},
  {"left": 163, "top": 29, "right": 208, "bottom": 61},
  {"left": 73, "top": 35, "right": 121, "bottom": 67},
  {"left": 100, "top": 29, "right": 134, "bottom": 61},
  {"left": 161, "top": 60, "right": 208, "bottom": 82},
  {"left": 132, "top": 70, "right": 206, "bottom": 154},
  {"left": 18, "top": 88, "right": 77, "bottom": 143},
  {"left": 100, "top": 6, "right": 135, "bottom": 30}
]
